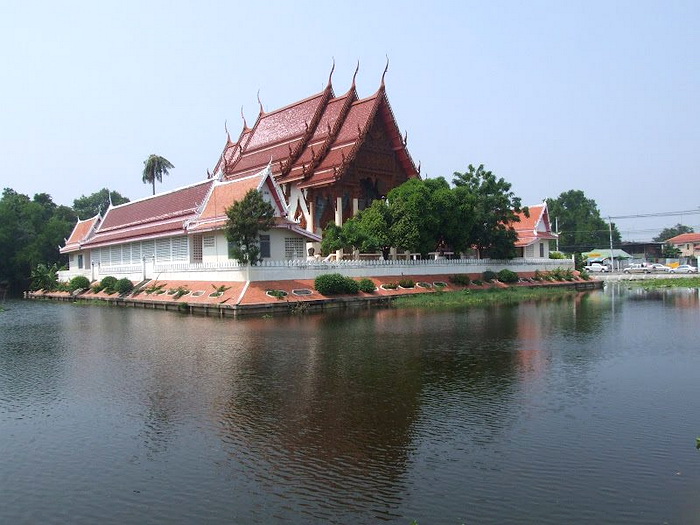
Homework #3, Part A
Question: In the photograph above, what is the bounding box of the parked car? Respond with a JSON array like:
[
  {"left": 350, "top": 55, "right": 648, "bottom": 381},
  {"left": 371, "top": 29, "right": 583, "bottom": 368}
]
[
  {"left": 649, "top": 263, "right": 672, "bottom": 273},
  {"left": 584, "top": 262, "right": 610, "bottom": 272},
  {"left": 623, "top": 264, "right": 651, "bottom": 274},
  {"left": 670, "top": 264, "right": 698, "bottom": 274}
]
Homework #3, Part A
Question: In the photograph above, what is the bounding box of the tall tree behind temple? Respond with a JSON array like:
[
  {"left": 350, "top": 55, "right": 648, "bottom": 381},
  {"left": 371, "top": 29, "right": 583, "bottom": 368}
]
[
  {"left": 0, "top": 189, "right": 76, "bottom": 293},
  {"left": 452, "top": 164, "right": 525, "bottom": 259},
  {"left": 73, "top": 188, "right": 130, "bottom": 218},
  {"left": 546, "top": 190, "right": 620, "bottom": 253},
  {"left": 142, "top": 154, "right": 174, "bottom": 195}
]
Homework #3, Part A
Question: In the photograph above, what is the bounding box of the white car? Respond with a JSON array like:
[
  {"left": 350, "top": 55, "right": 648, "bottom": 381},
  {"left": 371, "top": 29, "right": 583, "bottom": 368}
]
[
  {"left": 623, "top": 264, "right": 651, "bottom": 274},
  {"left": 670, "top": 265, "right": 698, "bottom": 274},
  {"left": 584, "top": 263, "right": 610, "bottom": 272},
  {"left": 649, "top": 263, "right": 672, "bottom": 273}
]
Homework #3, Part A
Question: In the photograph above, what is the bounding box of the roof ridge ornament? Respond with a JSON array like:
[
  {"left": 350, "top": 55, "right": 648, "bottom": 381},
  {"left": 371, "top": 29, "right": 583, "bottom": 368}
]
[
  {"left": 257, "top": 89, "right": 264, "bottom": 115},
  {"left": 381, "top": 55, "right": 389, "bottom": 87},
  {"left": 327, "top": 57, "right": 335, "bottom": 87},
  {"left": 351, "top": 60, "right": 360, "bottom": 88},
  {"left": 240, "top": 106, "right": 248, "bottom": 130},
  {"left": 224, "top": 120, "right": 231, "bottom": 143}
]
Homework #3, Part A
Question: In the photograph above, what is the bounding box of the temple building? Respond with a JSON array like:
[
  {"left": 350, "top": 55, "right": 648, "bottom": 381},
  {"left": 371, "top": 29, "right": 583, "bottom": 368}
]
[
  {"left": 212, "top": 64, "right": 419, "bottom": 237},
  {"left": 59, "top": 67, "right": 419, "bottom": 279}
]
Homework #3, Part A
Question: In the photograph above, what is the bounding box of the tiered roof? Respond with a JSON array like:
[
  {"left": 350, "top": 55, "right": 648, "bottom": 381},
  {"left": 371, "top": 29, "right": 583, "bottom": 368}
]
[
  {"left": 512, "top": 203, "right": 558, "bottom": 248},
  {"left": 59, "top": 215, "right": 101, "bottom": 254},
  {"left": 212, "top": 71, "right": 418, "bottom": 188}
]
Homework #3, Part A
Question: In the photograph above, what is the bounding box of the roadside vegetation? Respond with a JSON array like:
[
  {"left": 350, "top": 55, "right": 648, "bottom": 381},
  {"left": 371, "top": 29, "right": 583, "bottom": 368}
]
[
  {"left": 394, "top": 285, "right": 580, "bottom": 309},
  {"left": 625, "top": 276, "right": 700, "bottom": 289}
]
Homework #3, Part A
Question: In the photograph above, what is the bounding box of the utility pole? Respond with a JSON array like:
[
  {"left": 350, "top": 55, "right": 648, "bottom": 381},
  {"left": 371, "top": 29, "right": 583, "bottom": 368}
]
[{"left": 608, "top": 217, "right": 615, "bottom": 271}]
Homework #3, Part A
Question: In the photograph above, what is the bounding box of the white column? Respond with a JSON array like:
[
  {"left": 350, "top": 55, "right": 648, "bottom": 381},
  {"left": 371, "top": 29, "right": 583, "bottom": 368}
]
[
  {"left": 335, "top": 196, "right": 343, "bottom": 261},
  {"left": 352, "top": 197, "right": 359, "bottom": 216}
]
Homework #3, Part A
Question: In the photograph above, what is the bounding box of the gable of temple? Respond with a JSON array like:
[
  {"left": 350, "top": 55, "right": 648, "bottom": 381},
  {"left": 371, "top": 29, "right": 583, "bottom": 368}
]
[{"left": 212, "top": 67, "right": 419, "bottom": 235}]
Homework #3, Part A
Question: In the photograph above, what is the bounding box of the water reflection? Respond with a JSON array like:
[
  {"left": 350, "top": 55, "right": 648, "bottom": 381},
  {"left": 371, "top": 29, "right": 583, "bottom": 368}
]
[{"left": 1, "top": 290, "right": 699, "bottom": 524}]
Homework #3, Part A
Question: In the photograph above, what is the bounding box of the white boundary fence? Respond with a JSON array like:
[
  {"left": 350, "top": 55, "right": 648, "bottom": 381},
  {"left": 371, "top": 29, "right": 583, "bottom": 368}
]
[{"left": 59, "top": 257, "right": 574, "bottom": 284}]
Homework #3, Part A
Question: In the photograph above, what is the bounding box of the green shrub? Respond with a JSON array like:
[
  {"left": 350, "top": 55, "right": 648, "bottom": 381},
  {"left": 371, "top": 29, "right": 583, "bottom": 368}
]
[
  {"left": 383, "top": 282, "right": 398, "bottom": 290},
  {"left": 100, "top": 276, "right": 118, "bottom": 293},
  {"left": 68, "top": 275, "right": 91, "bottom": 292},
  {"left": 449, "top": 274, "right": 471, "bottom": 286},
  {"left": 266, "top": 289, "right": 287, "bottom": 300},
  {"left": 357, "top": 278, "right": 376, "bottom": 293},
  {"left": 314, "top": 273, "right": 360, "bottom": 295},
  {"left": 472, "top": 279, "right": 483, "bottom": 286},
  {"left": 398, "top": 278, "right": 415, "bottom": 288},
  {"left": 90, "top": 282, "right": 104, "bottom": 293},
  {"left": 579, "top": 269, "right": 590, "bottom": 280},
  {"left": 115, "top": 278, "right": 134, "bottom": 295},
  {"left": 549, "top": 251, "right": 567, "bottom": 259},
  {"left": 497, "top": 269, "right": 519, "bottom": 284},
  {"left": 482, "top": 270, "right": 498, "bottom": 283}
]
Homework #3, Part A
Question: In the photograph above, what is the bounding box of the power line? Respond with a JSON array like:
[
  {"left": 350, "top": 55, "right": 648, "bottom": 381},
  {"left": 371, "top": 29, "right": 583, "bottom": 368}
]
[{"left": 609, "top": 208, "right": 700, "bottom": 220}]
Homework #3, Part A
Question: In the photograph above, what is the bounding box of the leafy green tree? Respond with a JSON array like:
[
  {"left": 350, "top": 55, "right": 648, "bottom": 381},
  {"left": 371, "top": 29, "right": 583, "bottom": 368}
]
[
  {"left": 660, "top": 244, "right": 681, "bottom": 258},
  {"left": 653, "top": 223, "right": 694, "bottom": 242},
  {"left": 142, "top": 154, "right": 174, "bottom": 195},
  {"left": 546, "top": 190, "right": 620, "bottom": 253},
  {"left": 73, "top": 188, "right": 129, "bottom": 218},
  {"left": 0, "top": 189, "right": 76, "bottom": 293},
  {"left": 452, "top": 164, "right": 524, "bottom": 259},
  {"left": 225, "top": 189, "right": 276, "bottom": 265}
]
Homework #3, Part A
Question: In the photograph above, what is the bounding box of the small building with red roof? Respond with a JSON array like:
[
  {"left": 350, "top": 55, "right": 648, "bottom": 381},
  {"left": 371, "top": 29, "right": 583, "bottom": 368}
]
[
  {"left": 665, "top": 232, "right": 700, "bottom": 259},
  {"left": 511, "top": 202, "right": 558, "bottom": 258}
]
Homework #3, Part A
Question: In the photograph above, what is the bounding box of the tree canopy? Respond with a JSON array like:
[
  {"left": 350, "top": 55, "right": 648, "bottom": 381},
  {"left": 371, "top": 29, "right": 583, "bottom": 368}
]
[
  {"left": 142, "top": 154, "right": 174, "bottom": 195},
  {"left": 322, "top": 164, "right": 524, "bottom": 259},
  {"left": 224, "top": 189, "right": 276, "bottom": 265},
  {"left": 653, "top": 223, "right": 694, "bottom": 242},
  {"left": 73, "top": 188, "right": 130, "bottom": 218},
  {"left": 452, "top": 164, "right": 525, "bottom": 258},
  {"left": 0, "top": 188, "right": 76, "bottom": 293},
  {"left": 546, "top": 190, "right": 620, "bottom": 253}
]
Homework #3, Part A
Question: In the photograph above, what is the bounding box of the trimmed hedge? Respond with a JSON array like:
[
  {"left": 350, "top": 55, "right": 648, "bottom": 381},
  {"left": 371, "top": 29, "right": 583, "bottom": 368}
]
[
  {"left": 115, "top": 278, "right": 134, "bottom": 295},
  {"left": 314, "top": 273, "right": 360, "bottom": 295},
  {"left": 449, "top": 274, "right": 471, "bottom": 286},
  {"left": 482, "top": 270, "right": 498, "bottom": 283},
  {"left": 497, "top": 269, "right": 519, "bottom": 284},
  {"left": 357, "top": 278, "right": 376, "bottom": 293},
  {"left": 100, "top": 276, "right": 118, "bottom": 293},
  {"left": 68, "top": 275, "right": 91, "bottom": 292}
]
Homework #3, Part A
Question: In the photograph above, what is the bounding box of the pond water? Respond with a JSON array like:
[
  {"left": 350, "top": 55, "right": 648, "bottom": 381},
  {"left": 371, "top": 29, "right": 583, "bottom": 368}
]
[{"left": 1, "top": 286, "right": 700, "bottom": 524}]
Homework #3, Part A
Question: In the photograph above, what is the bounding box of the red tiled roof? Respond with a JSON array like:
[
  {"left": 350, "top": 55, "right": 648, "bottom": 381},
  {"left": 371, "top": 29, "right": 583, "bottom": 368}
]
[
  {"left": 218, "top": 77, "right": 418, "bottom": 189},
  {"left": 60, "top": 215, "right": 100, "bottom": 253},
  {"left": 666, "top": 232, "right": 700, "bottom": 244},
  {"left": 511, "top": 203, "right": 557, "bottom": 248},
  {"left": 81, "top": 180, "right": 213, "bottom": 249}
]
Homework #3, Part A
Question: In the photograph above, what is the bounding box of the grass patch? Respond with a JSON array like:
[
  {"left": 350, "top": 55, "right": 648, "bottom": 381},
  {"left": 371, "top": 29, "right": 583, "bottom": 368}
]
[
  {"left": 393, "top": 286, "right": 579, "bottom": 309},
  {"left": 625, "top": 276, "right": 700, "bottom": 289}
]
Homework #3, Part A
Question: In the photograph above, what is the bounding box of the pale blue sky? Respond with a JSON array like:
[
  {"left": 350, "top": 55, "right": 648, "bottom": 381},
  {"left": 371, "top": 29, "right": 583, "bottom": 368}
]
[{"left": 1, "top": 0, "right": 698, "bottom": 240}]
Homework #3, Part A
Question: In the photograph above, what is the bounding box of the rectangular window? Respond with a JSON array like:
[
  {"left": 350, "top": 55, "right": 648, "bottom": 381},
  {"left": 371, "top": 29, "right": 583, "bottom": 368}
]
[
  {"left": 142, "top": 240, "right": 155, "bottom": 261},
  {"left": 131, "top": 242, "right": 141, "bottom": 263},
  {"left": 260, "top": 234, "right": 271, "bottom": 258},
  {"left": 155, "top": 238, "right": 171, "bottom": 262},
  {"left": 171, "top": 236, "right": 188, "bottom": 261},
  {"left": 203, "top": 235, "right": 215, "bottom": 248},
  {"left": 110, "top": 245, "right": 121, "bottom": 265},
  {"left": 191, "top": 234, "right": 203, "bottom": 263},
  {"left": 284, "top": 237, "right": 304, "bottom": 259},
  {"left": 539, "top": 243, "right": 545, "bottom": 258},
  {"left": 78, "top": 254, "right": 84, "bottom": 269}
]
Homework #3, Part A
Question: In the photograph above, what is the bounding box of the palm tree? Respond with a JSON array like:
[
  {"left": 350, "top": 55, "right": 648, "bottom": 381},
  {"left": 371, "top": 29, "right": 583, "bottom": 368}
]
[{"left": 142, "top": 154, "right": 174, "bottom": 195}]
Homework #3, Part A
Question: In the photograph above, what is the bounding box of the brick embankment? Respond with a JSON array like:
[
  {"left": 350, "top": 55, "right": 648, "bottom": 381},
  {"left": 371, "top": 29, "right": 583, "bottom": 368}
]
[{"left": 27, "top": 273, "right": 603, "bottom": 317}]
